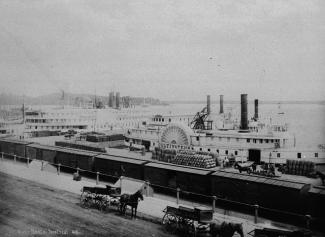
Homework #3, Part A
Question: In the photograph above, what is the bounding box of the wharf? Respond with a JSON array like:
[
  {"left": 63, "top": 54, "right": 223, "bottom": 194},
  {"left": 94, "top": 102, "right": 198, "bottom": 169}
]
[{"left": 0, "top": 159, "right": 317, "bottom": 236}]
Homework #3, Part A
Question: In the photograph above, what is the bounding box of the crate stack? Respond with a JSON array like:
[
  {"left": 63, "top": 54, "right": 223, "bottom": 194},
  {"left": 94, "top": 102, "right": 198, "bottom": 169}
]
[
  {"left": 55, "top": 141, "right": 106, "bottom": 153},
  {"left": 152, "top": 148, "right": 217, "bottom": 168},
  {"left": 285, "top": 159, "right": 315, "bottom": 176},
  {"left": 173, "top": 153, "right": 216, "bottom": 168},
  {"left": 86, "top": 134, "right": 125, "bottom": 143},
  {"left": 152, "top": 147, "right": 177, "bottom": 162}
]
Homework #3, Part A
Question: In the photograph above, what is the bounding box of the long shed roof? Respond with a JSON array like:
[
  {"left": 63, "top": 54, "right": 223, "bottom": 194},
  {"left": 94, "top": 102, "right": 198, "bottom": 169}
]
[
  {"left": 0, "top": 138, "right": 33, "bottom": 145},
  {"left": 57, "top": 147, "right": 100, "bottom": 157},
  {"left": 96, "top": 154, "right": 148, "bottom": 165},
  {"left": 27, "top": 143, "right": 61, "bottom": 151},
  {"left": 145, "top": 162, "right": 214, "bottom": 176},
  {"left": 212, "top": 171, "right": 307, "bottom": 190}
]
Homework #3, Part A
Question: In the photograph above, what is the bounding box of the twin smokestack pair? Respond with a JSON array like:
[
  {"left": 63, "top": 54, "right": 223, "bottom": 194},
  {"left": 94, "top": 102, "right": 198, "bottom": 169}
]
[
  {"left": 206, "top": 94, "right": 258, "bottom": 131},
  {"left": 108, "top": 92, "right": 120, "bottom": 108}
]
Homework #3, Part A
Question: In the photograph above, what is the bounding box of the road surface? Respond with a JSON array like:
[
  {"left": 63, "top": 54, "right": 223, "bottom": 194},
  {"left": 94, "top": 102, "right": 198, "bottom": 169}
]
[{"left": 0, "top": 172, "right": 174, "bottom": 237}]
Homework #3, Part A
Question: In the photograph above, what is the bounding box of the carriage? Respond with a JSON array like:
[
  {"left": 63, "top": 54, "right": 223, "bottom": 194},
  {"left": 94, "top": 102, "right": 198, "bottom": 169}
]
[
  {"left": 80, "top": 185, "right": 121, "bottom": 211},
  {"left": 162, "top": 205, "right": 214, "bottom": 236},
  {"left": 80, "top": 184, "right": 143, "bottom": 218},
  {"left": 234, "top": 161, "right": 255, "bottom": 174}
]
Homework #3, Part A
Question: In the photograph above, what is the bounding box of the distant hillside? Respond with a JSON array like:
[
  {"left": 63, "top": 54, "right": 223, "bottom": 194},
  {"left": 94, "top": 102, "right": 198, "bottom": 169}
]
[{"left": 0, "top": 93, "right": 163, "bottom": 106}]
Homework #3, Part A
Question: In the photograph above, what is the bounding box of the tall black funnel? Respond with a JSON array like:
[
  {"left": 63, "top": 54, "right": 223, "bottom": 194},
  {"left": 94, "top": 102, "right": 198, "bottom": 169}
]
[
  {"left": 254, "top": 99, "right": 258, "bottom": 120},
  {"left": 220, "top": 95, "right": 224, "bottom": 114},
  {"left": 240, "top": 94, "right": 248, "bottom": 130},
  {"left": 207, "top": 95, "right": 211, "bottom": 115},
  {"left": 116, "top": 92, "right": 120, "bottom": 108}
]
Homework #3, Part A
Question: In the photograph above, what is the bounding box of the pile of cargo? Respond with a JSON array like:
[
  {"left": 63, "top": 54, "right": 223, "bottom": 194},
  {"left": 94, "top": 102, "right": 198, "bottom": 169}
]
[
  {"left": 152, "top": 147, "right": 217, "bottom": 168},
  {"left": 173, "top": 152, "right": 216, "bottom": 168},
  {"left": 86, "top": 133, "right": 125, "bottom": 143},
  {"left": 152, "top": 147, "right": 177, "bottom": 163},
  {"left": 285, "top": 160, "right": 315, "bottom": 176},
  {"left": 55, "top": 141, "right": 106, "bottom": 153},
  {"left": 31, "top": 130, "right": 60, "bottom": 137}
]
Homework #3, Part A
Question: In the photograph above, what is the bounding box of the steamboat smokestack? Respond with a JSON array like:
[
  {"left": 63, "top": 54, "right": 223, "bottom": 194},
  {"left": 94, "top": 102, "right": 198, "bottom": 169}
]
[
  {"left": 254, "top": 99, "right": 258, "bottom": 120},
  {"left": 207, "top": 95, "right": 211, "bottom": 115},
  {"left": 108, "top": 92, "right": 114, "bottom": 107},
  {"left": 112, "top": 93, "right": 116, "bottom": 108},
  {"left": 219, "top": 95, "right": 224, "bottom": 114},
  {"left": 240, "top": 94, "right": 248, "bottom": 131},
  {"left": 116, "top": 92, "right": 120, "bottom": 108}
]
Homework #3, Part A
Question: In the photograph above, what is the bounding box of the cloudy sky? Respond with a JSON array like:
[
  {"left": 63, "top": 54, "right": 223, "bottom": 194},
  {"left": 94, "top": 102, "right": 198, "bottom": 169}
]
[{"left": 0, "top": 0, "right": 324, "bottom": 101}]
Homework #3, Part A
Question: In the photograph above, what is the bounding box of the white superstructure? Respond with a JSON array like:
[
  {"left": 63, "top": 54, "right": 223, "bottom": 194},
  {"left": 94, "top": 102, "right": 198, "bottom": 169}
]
[
  {"left": 21, "top": 106, "right": 151, "bottom": 137},
  {"left": 126, "top": 95, "right": 325, "bottom": 164}
]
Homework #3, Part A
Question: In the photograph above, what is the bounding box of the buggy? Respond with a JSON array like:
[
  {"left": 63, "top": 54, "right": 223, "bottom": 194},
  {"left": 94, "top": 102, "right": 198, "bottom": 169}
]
[
  {"left": 234, "top": 161, "right": 255, "bottom": 174},
  {"left": 162, "top": 205, "right": 213, "bottom": 236},
  {"left": 80, "top": 184, "right": 121, "bottom": 211}
]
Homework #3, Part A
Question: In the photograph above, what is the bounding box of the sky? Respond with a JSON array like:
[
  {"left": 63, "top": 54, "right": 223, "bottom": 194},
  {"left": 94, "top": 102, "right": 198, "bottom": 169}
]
[{"left": 0, "top": 0, "right": 324, "bottom": 101}]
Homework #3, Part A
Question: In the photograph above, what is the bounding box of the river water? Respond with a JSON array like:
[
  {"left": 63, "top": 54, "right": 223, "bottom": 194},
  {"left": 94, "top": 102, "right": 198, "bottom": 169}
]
[{"left": 150, "top": 103, "right": 325, "bottom": 149}]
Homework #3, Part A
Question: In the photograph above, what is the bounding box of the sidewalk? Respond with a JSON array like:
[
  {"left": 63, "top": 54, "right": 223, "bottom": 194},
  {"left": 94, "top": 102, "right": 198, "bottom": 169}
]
[{"left": 0, "top": 159, "right": 301, "bottom": 235}]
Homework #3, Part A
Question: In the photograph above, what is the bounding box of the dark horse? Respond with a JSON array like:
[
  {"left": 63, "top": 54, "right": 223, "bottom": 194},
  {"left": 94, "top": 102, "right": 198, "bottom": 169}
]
[
  {"left": 119, "top": 190, "right": 144, "bottom": 218},
  {"left": 209, "top": 221, "right": 244, "bottom": 237}
]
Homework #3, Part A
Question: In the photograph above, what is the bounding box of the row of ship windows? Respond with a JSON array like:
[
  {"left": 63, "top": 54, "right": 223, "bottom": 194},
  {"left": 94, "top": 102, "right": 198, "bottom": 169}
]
[
  {"left": 26, "top": 119, "right": 92, "bottom": 123},
  {"left": 196, "top": 136, "right": 280, "bottom": 144},
  {"left": 27, "top": 118, "right": 142, "bottom": 123},
  {"left": 153, "top": 118, "right": 189, "bottom": 122},
  {"left": 27, "top": 125, "right": 84, "bottom": 130},
  {"left": 28, "top": 122, "right": 139, "bottom": 130},
  {"left": 158, "top": 143, "right": 319, "bottom": 158}
]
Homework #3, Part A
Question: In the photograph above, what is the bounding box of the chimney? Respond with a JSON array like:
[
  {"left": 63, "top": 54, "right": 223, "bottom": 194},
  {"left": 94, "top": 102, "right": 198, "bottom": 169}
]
[
  {"left": 240, "top": 94, "right": 248, "bottom": 131},
  {"left": 254, "top": 99, "right": 258, "bottom": 120},
  {"left": 116, "top": 92, "right": 120, "bottom": 108},
  {"left": 108, "top": 92, "right": 114, "bottom": 107},
  {"left": 207, "top": 95, "right": 211, "bottom": 115},
  {"left": 112, "top": 93, "right": 116, "bottom": 108},
  {"left": 219, "top": 95, "right": 224, "bottom": 114}
]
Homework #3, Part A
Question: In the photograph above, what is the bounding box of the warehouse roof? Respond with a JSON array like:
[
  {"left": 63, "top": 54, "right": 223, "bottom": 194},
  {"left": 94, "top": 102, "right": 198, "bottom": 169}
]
[
  {"left": 0, "top": 138, "right": 33, "bottom": 145},
  {"left": 105, "top": 148, "right": 152, "bottom": 161},
  {"left": 27, "top": 143, "right": 65, "bottom": 151},
  {"left": 212, "top": 171, "right": 306, "bottom": 190},
  {"left": 57, "top": 147, "right": 100, "bottom": 157},
  {"left": 96, "top": 153, "right": 148, "bottom": 165},
  {"left": 145, "top": 162, "right": 213, "bottom": 176},
  {"left": 309, "top": 186, "right": 325, "bottom": 195}
]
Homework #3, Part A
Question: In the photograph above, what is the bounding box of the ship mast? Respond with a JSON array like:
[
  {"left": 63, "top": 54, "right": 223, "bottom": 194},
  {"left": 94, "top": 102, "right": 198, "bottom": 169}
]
[{"left": 22, "top": 95, "right": 25, "bottom": 140}]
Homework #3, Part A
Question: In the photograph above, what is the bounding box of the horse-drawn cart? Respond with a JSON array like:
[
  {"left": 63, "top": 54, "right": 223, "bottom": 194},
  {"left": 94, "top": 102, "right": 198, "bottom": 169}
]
[
  {"left": 234, "top": 161, "right": 255, "bottom": 174},
  {"left": 80, "top": 185, "right": 121, "bottom": 211},
  {"left": 162, "top": 205, "right": 213, "bottom": 236},
  {"left": 80, "top": 184, "right": 144, "bottom": 218}
]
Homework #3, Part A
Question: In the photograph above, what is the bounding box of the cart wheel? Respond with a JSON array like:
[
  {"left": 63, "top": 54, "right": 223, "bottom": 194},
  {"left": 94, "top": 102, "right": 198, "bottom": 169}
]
[
  {"left": 162, "top": 213, "right": 178, "bottom": 234},
  {"left": 80, "top": 191, "right": 92, "bottom": 208},
  {"left": 94, "top": 195, "right": 104, "bottom": 210},
  {"left": 186, "top": 221, "right": 197, "bottom": 237},
  {"left": 100, "top": 197, "right": 110, "bottom": 212}
]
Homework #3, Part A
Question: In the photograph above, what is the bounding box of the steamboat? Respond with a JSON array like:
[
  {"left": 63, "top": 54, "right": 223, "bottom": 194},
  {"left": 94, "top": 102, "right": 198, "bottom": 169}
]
[
  {"left": 126, "top": 94, "right": 325, "bottom": 166},
  {"left": 0, "top": 92, "right": 151, "bottom": 139}
]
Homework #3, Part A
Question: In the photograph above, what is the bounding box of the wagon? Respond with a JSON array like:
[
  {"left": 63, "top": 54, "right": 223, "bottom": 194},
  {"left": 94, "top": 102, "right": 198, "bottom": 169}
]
[
  {"left": 234, "top": 161, "right": 255, "bottom": 174},
  {"left": 162, "top": 205, "right": 213, "bottom": 236},
  {"left": 80, "top": 185, "right": 121, "bottom": 211}
]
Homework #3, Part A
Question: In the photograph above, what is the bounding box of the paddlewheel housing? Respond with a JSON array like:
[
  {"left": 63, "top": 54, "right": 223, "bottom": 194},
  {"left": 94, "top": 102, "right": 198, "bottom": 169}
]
[{"left": 160, "top": 123, "right": 193, "bottom": 146}]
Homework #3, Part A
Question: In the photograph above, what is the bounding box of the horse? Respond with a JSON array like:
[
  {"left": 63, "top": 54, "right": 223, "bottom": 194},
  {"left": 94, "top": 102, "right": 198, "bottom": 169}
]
[
  {"left": 209, "top": 221, "right": 244, "bottom": 237},
  {"left": 119, "top": 190, "right": 144, "bottom": 218}
]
